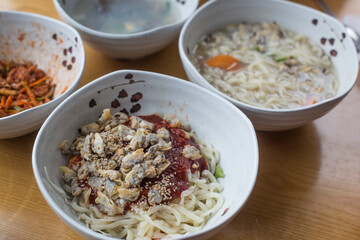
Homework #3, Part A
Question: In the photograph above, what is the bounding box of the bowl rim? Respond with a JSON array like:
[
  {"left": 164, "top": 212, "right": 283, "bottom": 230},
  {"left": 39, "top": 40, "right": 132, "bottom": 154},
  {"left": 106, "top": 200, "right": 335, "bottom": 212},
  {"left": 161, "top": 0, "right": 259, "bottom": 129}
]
[
  {"left": 52, "top": 0, "right": 199, "bottom": 39},
  {"left": 32, "top": 69, "right": 259, "bottom": 240},
  {"left": 0, "top": 10, "right": 86, "bottom": 121},
  {"left": 178, "top": 0, "right": 359, "bottom": 114}
]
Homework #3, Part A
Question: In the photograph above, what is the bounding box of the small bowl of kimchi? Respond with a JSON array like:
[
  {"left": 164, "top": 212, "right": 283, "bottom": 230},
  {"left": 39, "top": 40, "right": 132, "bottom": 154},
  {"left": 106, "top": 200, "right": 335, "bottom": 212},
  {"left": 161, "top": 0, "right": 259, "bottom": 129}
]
[
  {"left": 0, "top": 11, "right": 85, "bottom": 139},
  {"left": 32, "top": 70, "right": 258, "bottom": 240}
]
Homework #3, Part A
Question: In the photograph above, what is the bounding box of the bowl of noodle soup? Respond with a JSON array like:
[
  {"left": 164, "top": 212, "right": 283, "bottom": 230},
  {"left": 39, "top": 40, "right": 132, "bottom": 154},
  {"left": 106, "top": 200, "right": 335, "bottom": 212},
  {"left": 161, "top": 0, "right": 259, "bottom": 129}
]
[
  {"left": 179, "top": 0, "right": 359, "bottom": 131},
  {"left": 32, "top": 70, "right": 258, "bottom": 240}
]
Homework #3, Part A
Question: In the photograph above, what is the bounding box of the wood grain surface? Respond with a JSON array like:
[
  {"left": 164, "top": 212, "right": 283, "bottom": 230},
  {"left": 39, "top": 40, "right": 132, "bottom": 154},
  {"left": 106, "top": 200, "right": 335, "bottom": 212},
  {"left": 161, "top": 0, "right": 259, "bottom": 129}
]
[{"left": 0, "top": 0, "right": 359, "bottom": 239}]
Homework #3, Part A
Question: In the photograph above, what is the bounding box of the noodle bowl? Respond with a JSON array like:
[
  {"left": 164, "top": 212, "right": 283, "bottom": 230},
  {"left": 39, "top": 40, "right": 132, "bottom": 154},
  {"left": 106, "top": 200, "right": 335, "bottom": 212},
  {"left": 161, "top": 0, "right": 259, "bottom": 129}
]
[
  {"left": 56, "top": 109, "right": 224, "bottom": 239},
  {"left": 32, "top": 69, "right": 259, "bottom": 240},
  {"left": 191, "top": 22, "right": 339, "bottom": 109}
]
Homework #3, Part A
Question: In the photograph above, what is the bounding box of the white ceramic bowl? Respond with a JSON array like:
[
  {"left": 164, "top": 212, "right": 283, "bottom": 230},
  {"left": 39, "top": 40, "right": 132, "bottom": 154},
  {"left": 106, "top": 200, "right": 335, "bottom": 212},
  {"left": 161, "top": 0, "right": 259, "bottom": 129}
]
[
  {"left": 179, "top": 0, "right": 359, "bottom": 131},
  {"left": 53, "top": 0, "right": 198, "bottom": 59},
  {"left": 0, "top": 11, "right": 85, "bottom": 139},
  {"left": 32, "top": 70, "right": 258, "bottom": 240}
]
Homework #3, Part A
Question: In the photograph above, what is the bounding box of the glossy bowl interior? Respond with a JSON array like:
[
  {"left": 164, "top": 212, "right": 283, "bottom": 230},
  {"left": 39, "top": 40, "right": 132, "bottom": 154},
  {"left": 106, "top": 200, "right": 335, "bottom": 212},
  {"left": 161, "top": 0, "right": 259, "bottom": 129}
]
[
  {"left": 32, "top": 70, "right": 258, "bottom": 240},
  {"left": 53, "top": 0, "right": 198, "bottom": 59},
  {"left": 179, "top": 0, "right": 358, "bottom": 131},
  {"left": 0, "top": 11, "right": 85, "bottom": 138}
]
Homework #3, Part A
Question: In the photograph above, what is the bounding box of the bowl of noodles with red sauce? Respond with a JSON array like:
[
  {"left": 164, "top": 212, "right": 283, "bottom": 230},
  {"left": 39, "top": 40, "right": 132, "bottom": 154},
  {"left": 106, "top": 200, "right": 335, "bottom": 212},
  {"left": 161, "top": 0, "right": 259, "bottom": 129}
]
[
  {"left": 32, "top": 70, "right": 258, "bottom": 240},
  {"left": 0, "top": 11, "right": 85, "bottom": 138}
]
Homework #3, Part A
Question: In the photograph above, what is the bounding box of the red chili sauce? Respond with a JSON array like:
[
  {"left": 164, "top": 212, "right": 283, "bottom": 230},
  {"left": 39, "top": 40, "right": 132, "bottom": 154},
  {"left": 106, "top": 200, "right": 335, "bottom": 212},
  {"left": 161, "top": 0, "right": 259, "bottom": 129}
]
[
  {"left": 136, "top": 115, "right": 209, "bottom": 204},
  {"left": 69, "top": 155, "right": 82, "bottom": 169},
  {"left": 70, "top": 156, "right": 98, "bottom": 204}
]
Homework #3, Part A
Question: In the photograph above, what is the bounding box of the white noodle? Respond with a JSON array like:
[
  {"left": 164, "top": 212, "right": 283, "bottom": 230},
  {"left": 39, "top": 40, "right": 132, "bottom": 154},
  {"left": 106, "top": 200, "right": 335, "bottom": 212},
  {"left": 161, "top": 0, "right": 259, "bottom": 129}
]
[{"left": 192, "top": 22, "right": 339, "bottom": 109}]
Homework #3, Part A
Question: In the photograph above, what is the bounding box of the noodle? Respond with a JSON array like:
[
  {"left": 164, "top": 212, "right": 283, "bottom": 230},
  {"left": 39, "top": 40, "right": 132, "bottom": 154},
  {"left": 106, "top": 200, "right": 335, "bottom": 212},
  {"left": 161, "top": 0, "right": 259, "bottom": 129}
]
[{"left": 191, "top": 22, "right": 339, "bottom": 109}]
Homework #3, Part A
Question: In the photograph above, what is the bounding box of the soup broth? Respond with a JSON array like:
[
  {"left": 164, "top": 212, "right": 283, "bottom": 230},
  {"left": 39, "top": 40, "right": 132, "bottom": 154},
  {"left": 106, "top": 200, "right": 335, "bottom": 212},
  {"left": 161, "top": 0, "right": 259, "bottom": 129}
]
[
  {"left": 191, "top": 22, "right": 339, "bottom": 109},
  {"left": 70, "top": 0, "right": 180, "bottom": 34}
]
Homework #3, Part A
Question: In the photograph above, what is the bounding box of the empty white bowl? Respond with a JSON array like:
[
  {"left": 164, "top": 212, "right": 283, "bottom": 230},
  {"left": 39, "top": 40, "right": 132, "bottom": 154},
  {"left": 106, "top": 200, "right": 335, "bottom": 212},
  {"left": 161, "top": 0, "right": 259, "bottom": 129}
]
[
  {"left": 0, "top": 11, "right": 85, "bottom": 139},
  {"left": 179, "top": 0, "right": 359, "bottom": 131},
  {"left": 53, "top": 0, "right": 198, "bottom": 59},
  {"left": 32, "top": 70, "right": 258, "bottom": 240}
]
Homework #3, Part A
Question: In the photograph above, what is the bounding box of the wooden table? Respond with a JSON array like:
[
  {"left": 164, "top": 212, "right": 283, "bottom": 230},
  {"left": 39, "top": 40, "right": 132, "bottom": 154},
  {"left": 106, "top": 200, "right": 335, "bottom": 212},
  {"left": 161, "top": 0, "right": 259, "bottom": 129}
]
[{"left": 0, "top": 0, "right": 359, "bottom": 239}]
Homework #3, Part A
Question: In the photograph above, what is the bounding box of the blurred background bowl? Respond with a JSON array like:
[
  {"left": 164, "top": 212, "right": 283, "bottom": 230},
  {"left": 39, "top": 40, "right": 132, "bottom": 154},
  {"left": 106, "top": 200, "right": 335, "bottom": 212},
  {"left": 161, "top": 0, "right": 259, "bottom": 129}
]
[
  {"left": 0, "top": 11, "right": 85, "bottom": 139},
  {"left": 33, "top": 70, "right": 258, "bottom": 240},
  {"left": 53, "top": 0, "right": 198, "bottom": 59},
  {"left": 179, "top": 0, "right": 358, "bottom": 131}
]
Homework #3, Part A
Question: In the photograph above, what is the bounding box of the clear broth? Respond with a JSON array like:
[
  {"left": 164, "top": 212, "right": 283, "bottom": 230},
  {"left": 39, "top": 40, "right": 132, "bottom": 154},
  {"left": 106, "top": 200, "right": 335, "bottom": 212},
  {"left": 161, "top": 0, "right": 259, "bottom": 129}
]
[{"left": 70, "top": 0, "right": 180, "bottom": 34}]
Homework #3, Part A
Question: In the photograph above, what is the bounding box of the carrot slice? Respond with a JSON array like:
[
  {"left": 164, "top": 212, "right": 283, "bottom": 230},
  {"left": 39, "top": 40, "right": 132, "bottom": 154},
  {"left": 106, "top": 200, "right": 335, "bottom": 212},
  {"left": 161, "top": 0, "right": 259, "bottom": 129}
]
[
  {"left": 24, "top": 84, "right": 37, "bottom": 106},
  {"left": 205, "top": 55, "right": 241, "bottom": 71},
  {"left": 4, "top": 96, "right": 13, "bottom": 111},
  {"left": 29, "top": 76, "right": 47, "bottom": 87},
  {"left": 11, "top": 99, "right": 31, "bottom": 107},
  {"left": 0, "top": 96, "right": 6, "bottom": 108},
  {"left": 17, "top": 87, "right": 26, "bottom": 94}
]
